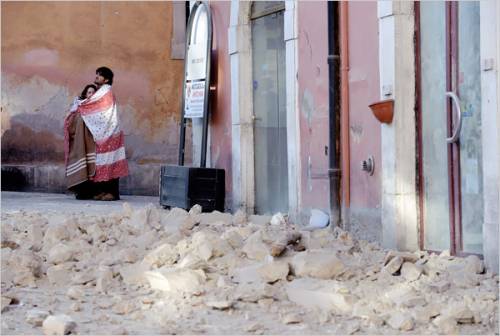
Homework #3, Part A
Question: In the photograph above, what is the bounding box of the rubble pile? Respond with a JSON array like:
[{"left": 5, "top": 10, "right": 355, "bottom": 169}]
[{"left": 1, "top": 204, "right": 498, "bottom": 335}]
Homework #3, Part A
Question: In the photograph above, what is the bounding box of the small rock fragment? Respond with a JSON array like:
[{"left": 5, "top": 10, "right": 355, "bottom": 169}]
[
  {"left": 205, "top": 300, "right": 233, "bottom": 310},
  {"left": 400, "top": 262, "right": 422, "bottom": 281},
  {"left": 257, "top": 260, "right": 289, "bottom": 283},
  {"left": 387, "top": 312, "right": 414, "bottom": 331},
  {"left": 66, "top": 286, "right": 84, "bottom": 301},
  {"left": 42, "top": 315, "right": 76, "bottom": 335},
  {"left": 383, "top": 256, "right": 403, "bottom": 275},
  {"left": 282, "top": 313, "right": 302, "bottom": 324},
  {"left": 26, "top": 309, "right": 49, "bottom": 327}
]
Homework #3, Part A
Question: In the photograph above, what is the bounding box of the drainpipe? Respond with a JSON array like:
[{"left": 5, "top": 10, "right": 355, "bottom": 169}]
[{"left": 327, "top": 1, "right": 341, "bottom": 227}]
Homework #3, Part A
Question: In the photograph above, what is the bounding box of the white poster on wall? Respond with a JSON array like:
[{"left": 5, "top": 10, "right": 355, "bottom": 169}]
[{"left": 184, "top": 80, "right": 205, "bottom": 118}]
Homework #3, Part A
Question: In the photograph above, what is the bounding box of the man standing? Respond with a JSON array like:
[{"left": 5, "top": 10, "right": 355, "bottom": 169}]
[{"left": 65, "top": 67, "right": 128, "bottom": 200}]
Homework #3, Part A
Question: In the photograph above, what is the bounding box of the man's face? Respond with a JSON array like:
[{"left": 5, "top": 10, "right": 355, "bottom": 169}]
[{"left": 94, "top": 73, "right": 108, "bottom": 87}]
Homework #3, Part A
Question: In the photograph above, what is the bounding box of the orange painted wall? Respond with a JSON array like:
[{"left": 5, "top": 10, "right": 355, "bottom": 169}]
[{"left": 1, "top": 2, "right": 185, "bottom": 193}]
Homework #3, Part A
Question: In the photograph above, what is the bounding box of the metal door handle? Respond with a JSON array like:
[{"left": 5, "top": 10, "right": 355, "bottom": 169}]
[
  {"left": 251, "top": 115, "right": 262, "bottom": 122},
  {"left": 445, "top": 91, "right": 462, "bottom": 143}
]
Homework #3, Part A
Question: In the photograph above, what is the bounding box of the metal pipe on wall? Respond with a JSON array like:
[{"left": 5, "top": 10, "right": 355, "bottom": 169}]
[{"left": 327, "top": 1, "right": 341, "bottom": 227}]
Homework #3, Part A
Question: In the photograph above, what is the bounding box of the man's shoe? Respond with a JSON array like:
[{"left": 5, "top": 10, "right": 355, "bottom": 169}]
[
  {"left": 100, "top": 193, "right": 117, "bottom": 201},
  {"left": 93, "top": 192, "right": 106, "bottom": 201}
]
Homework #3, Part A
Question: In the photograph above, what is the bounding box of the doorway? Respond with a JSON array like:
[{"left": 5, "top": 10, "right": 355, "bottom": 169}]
[
  {"left": 251, "top": 2, "right": 288, "bottom": 214},
  {"left": 417, "top": 2, "right": 483, "bottom": 255}
]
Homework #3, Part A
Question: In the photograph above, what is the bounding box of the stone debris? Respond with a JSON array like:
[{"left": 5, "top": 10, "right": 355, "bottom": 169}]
[
  {"left": 400, "top": 261, "right": 422, "bottom": 281},
  {"left": 257, "top": 260, "right": 289, "bottom": 283},
  {"left": 205, "top": 300, "right": 233, "bottom": 310},
  {"left": 383, "top": 255, "right": 404, "bottom": 274},
  {"left": 281, "top": 313, "right": 302, "bottom": 324},
  {"left": 26, "top": 309, "right": 49, "bottom": 327},
  {"left": 66, "top": 286, "right": 84, "bottom": 301},
  {"left": 386, "top": 312, "right": 414, "bottom": 331},
  {"left": 144, "top": 268, "right": 206, "bottom": 295},
  {"left": 42, "top": 315, "right": 76, "bottom": 335},
  {"left": 270, "top": 231, "right": 301, "bottom": 257},
  {"left": 291, "top": 250, "right": 345, "bottom": 279},
  {"left": 0, "top": 206, "right": 497, "bottom": 335}
]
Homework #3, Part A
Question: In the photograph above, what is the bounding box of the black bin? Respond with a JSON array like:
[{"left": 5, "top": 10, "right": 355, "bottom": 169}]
[{"left": 160, "top": 165, "right": 225, "bottom": 212}]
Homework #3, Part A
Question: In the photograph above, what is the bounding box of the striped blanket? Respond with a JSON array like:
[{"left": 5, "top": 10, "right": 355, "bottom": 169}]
[
  {"left": 64, "top": 84, "right": 128, "bottom": 185},
  {"left": 64, "top": 110, "right": 96, "bottom": 188}
]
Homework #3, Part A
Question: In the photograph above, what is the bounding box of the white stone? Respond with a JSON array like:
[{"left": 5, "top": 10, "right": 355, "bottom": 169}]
[
  {"left": 27, "top": 223, "right": 44, "bottom": 252},
  {"left": 48, "top": 243, "right": 74, "bottom": 264},
  {"left": 189, "top": 204, "right": 202, "bottom": 216},
  {"left": 119, "top": 262, "right": 149, "bottom": 286},
  {"left": 43, "top": 225, "right": 70, "bottom": 250},
  {"left": 66, "top": 286, "right": 84, "bottom": 300},
  {"left": 230, "top": 264, "right": 262, "bottom": 284},
  {"left": 232, "top": 209, "right": 247, "bottom": 225},
  {"left": 47, "top": 264, "right": 72, "bottom": 286},
  {"left": 205, "top": 300, "right": 233, "bottom": 310},
  {"left": 96, "top": 268, "right": 114, "bottom": 294},
  {"left": 242, "top": 231, "right": 270, "bottom": 261},
  {"left": 112, "top": 301, "right": 136, "bottom": 315},
  {"left": 383, "top": 256, "right": 403, "bottom": 275},
  {"left": 221, "top": 229, "right": 244, "bottom": 249},
  {"left": 70, "top": 302, "right": 81, "bottom": 312},
  {"left": 286, "top": 278, "right": 356, "bottom": 313},
  {"left": 87, "top": 224, "right": 107, "bottom": 243},
  {"left": 387, "top": 312, "right": 414, "bottom": 331},
  {"left": 161, "top": 208, "right": 190, "bottom": 230},
  {"left": 26, "top": 309, "right": 49, "bottom": 327},
  {"left": 291, "top": 251, "right": 345, "bottom": 279},
  {"left": 257, "top": 260, "right": 289, "bottom": 283},
  {"left": 144, "top": 244, "right": 179, "bottom": 268},
  {"left": 194, "top": 231, "right": 230, "bottom": 258},
  {"left": 42, "top": 315, "right": 76, "bottom": 335},
  {"left": 282, "top": 313, "right": 302, "bottom": 324},
  {"left": 433, "top": 315, "right": 458, "bottom": 334},
  {"left": 270, "top": 212, "right": 286, "bottom": 226},
  {"left": 400, "top": 262, "right": 422, "bottom": 281},
  {"left": 144, "top": 268, "right": 206, "bottom": 295},
  {"left": 118, "top": 248, "right": 140, "bottom": 264},
  {"left": 9, "top": 249, "right": 42, "bottom": 277},
  {"left": 71, "top": 270, "right": 95, "bottom": 285},
  {"left": 197, "top": 211, "right": 233, "bottom": 226},
  {"left": 465, "top": 255, "right": 484, "bottom": 274},
  {"left": 234, "top": 282, "right": 275, "bottom": 303},
  {"left": 442, "top": 303, "right": 475, "bottom": 324}
]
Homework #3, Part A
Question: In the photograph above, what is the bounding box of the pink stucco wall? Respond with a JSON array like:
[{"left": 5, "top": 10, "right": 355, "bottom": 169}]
[
  {"left": 208, "top": 1, "right": 233, "bottom": 205},
  {"left": 347, "top": 2, "right": 381, "bottom": 210},
  {"left": 297, "top": 1, "right": 330, "bottom": 214}
]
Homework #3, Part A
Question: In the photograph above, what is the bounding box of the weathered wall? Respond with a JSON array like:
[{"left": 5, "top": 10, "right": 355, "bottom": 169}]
[
  {"left": 1, "top": 1, "right": 186, "bottom": 195},
  {"left": 208, "top": 1, "right": 233, "bottom": 209},
  {"left": 297, "top": 1, "right": 330, "bottom": 219},
  {"left": 346, "top": 2, "right": 382, "bottom": 242}
]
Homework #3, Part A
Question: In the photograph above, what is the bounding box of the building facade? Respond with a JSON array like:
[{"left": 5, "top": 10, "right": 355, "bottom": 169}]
[{"left": 2, "top": 1, "right": 498, "bottom": 272}]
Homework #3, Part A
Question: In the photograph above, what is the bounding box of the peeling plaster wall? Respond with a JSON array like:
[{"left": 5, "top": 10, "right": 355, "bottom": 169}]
[
  {"left": 296, "top": 1, "right": 330, "bottom": 220},
  {"left": 1, "top": 2, "right": 186, "bottom": 195},
  {"left": 208, "top": 1, "right": 233, "bottom": 210},
  {"left": 346, "top": 2, "right": 382, "bottom": 242}
]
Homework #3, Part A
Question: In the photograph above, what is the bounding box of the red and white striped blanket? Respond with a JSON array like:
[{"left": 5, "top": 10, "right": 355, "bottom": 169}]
[{"left": 76, "top": 84, "right": 129, "bottom": 182}]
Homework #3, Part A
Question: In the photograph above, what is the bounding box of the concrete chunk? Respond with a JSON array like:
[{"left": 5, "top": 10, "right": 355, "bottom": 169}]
[
  {"left": 291, "top": 251, "right": 345, "bottom": 279},
  {"left": 42, "top": 315, "right": 76, "bottom": 335},
  {"left": 144, "top": 268, "right": 206, "bottom": 295}
]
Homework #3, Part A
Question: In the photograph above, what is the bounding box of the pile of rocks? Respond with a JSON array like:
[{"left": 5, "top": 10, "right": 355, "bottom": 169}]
[{"left": 1, "top": 204, "right": 498, "bottom": 335}]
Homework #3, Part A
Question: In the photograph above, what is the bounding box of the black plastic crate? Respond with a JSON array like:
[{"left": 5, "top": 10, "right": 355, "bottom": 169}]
[{"left": 160, "top": 165, "right": 225, "bottom": 212}]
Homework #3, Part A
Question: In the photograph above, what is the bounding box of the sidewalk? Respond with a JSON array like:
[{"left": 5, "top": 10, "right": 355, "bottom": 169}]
[{"left": 1, "top": 191, "right": 159, "bottom": 215}]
